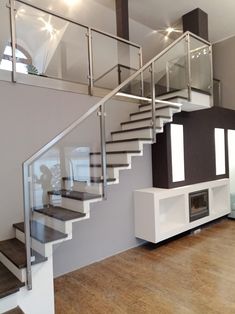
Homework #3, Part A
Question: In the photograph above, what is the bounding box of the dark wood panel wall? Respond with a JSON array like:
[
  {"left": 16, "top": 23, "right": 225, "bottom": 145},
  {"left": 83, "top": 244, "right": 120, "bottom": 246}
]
[
  {"left": 152, "top": 107, "right": 235, "bottom": 188},
  {"left": 115, "top": 0, "right": 129, "bottom": 40},
  {"left": 182, "top": 8, "right": 209, "bottom": 41}
]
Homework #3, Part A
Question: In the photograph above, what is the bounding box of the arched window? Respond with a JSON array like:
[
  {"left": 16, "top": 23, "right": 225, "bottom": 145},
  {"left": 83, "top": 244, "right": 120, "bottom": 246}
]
[{"left": 0, "top": 43, "right": 32, "bottom": 74}]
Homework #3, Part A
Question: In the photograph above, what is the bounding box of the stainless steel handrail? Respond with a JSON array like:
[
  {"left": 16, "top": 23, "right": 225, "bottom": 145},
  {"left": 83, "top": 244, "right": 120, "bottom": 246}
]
[
  {"left": 21, "top": 30, "right": 212, "bottom": 290},
  {"left": 94, "top": 63, "right": 138, "bottom": 84},
  {"left": 23, "top": 31, "right": 191, "bottom": 166},
  {"left": 13, "top": 0, "right": 141, "bottom": 49}
]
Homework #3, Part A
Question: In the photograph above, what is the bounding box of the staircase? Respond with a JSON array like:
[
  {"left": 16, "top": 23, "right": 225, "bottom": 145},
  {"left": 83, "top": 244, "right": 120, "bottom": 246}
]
[
  {"left": 0, "top": 96, "right": 181, "bottom": 314},
  {"left": 0, "top": 30, "right": 213, "bottom": 314}
]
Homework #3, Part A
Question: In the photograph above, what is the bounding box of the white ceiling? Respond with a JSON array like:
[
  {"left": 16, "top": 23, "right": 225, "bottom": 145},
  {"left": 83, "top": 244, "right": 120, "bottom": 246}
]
[
  {"left": 27, "top": 0, "right": 235, "bottom": 43},
  {"left": 95, "top": 0, "right": 235, "bottom": 43}
]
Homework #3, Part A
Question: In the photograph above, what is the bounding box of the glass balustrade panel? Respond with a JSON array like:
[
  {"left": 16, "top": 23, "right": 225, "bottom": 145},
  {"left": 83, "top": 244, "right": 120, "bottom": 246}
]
[{"left": 14, "top": 2, "right": 89, "bottom": 84}]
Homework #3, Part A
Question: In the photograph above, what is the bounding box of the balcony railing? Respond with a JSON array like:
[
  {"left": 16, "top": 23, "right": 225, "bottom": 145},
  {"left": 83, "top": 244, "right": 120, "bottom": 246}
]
[{"left": 0, "top": 0, "right": 142, "bottom": 95}]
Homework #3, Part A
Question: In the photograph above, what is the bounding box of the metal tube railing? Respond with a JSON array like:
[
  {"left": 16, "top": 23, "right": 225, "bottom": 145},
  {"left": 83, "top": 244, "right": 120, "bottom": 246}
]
[
  {"left": 9, "top": 0, "right": 142, "bottom": 95},
  {"left": 87, "top": 27, "right": 94, "bottom": 95},
  {"left": 186, "top": 33, "right": 192, "bottom": 102},
  {"left": 21, "top": 31, "right": 210, "bottom": 165},
  {"left": 19, "top": 30, "right": 212, "bottom": 289},
  {"left": 9, "top": 0, "right": 16, "bottom": 83},
  {"left": 150, "top": 62, "right": 156, "bottom": 143},
  {"left": 94, "top": 64, "right": 138, "bottom": 85},
  {"left": 99, "top": 104, "right": 107, "bottom": 199},
  {"left": 13, "top": 0, "right": 141, "bottom": 48}
]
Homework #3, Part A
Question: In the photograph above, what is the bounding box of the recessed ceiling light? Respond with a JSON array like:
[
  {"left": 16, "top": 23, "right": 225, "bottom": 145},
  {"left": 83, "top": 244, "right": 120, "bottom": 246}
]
[{"left": 166, "top": 27, "right": 175, "bottom": 34}]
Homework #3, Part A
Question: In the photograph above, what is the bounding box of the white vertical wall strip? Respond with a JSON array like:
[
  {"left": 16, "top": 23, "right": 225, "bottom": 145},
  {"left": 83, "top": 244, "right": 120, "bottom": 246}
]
[
  {"left": 214, "top": 128, "right": 226, "bottom": 175},
  {"left": 170, "top": 124, "right": 185, "bottom": 182}
]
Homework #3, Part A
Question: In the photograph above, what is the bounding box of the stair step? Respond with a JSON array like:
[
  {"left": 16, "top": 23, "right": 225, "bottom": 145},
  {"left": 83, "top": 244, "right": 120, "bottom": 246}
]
[
  {"left": 35, "top": 206, "right": 86, "bottom": 222},
  {"left": 48, "top": 189, "right": 101, "bottom": 201},
  {"left": 138, "top": 103, "right": 180, "bottom": 110},
  {"left": 3, "top": 307, "right": 25, "bottom": 314},
  {"left": 0, "top": 262, "right": 24, "bottom": 299},
  {"left": 106, "top": 138, "right": 152, "bottom": 144},
  {"left": 120, "top": 115, "right": 171, "bottom": 126},
  {"left": 111, "top": 126, "right": 151, "bottom": 134},
  {"left": 90, "top": 163, "right": 129, "bottom": 168},
  {"left": 111, "top": 126, "right": 161, "bottom": 135},
  {"left": 13, "top": 221, "right": 68, "bottom": 244},
  {"left": 0, "top": 238, "right": 47, "bottom": 269},
  {"left": 90, "top": 150, "right": 141, "bottom": 155},
  {"left": 62, "top": 176, "right": 116, "bottom": 183}
]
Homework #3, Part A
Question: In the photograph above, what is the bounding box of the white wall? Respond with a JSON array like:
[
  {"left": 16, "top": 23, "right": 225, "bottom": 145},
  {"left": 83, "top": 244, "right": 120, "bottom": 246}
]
[
  {"left": 213, "top": 36, "right": 235, "bottom": 110},
  {"left": 0, "top": 80, "right": 152, "bottom": 277},
  {"left": 0, "top": 81, "right": 97, "bottom": 240}
]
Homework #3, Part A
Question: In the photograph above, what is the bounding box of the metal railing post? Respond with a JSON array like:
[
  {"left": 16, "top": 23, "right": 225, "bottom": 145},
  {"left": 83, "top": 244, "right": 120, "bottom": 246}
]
[
  {"left": 186, "top": 33, "right": 192, "bottom": 102},
  {"left": 139, "top": 47, "right": 144, "bottom": 97},
  {"left": 150, "top": 62, "right": 156, "bottom": 143},
  {"left": 166, "top": 61, "right": 170, "bottom": 93},
  {"left": 9, "top": 0, "right": 17, "bottom": 83},
  {"left": 99, "top": 104, "right": 107, "bottom": 199},
  {"left": 87, "top": 27, "right": 94, "bottom": 96},
  {"left": 22, "top": 164, "right": 32, "bottom": 290},
  {"left": 209, "top": 45, "right": 214, "bottom": 107}
]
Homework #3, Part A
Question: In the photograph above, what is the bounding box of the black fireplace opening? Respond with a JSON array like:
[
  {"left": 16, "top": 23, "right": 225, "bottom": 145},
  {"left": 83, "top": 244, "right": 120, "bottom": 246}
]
[{"left": 189, "top": 189, "right": 209, "bottom": 222}]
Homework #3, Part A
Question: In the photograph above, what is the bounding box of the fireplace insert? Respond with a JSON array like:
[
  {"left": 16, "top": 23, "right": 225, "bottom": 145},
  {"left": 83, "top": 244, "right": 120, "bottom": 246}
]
[{"left": 189, "top": 189, "right": 209, "bottom": 222}]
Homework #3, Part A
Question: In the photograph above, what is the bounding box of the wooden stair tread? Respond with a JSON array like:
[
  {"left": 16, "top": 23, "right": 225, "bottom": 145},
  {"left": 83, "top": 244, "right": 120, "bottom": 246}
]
[
  {"left": 35, "top": 206, "right": 86, "bottom": 222},
  {"left": 90, "top": 163, "right": 129, "bottom": 168},
  {"left": 106, "top": 138, "right": 152, "bottom": 144},
  {"left": 48, "top": 189, "right": 101, "bottom": 201},
  {"left": 111, "top": 126, "right": 161, "bottom": 135},
  {"left": 3, "top": 306, "right": 25, "bottom": 314},
  {"left": 0, "top": 238, "right": 47, "bottom": 269},
  {"left": 62, "top": 176, "right": 116, "bottom": 183},
  {"left": 120, "top": 115, "right": 171, "bottom": 125},
  {"left": 90, "top": 150, "right": 141, "bottom": 155},
  {"left": 13, "top": 221, "right": 68, "bottom": 244},
  {"left": 130, "top": 108, "right": 179, "bottom": 118},
  {"left": 0, "top": 262, "right": 24, "bottom": 299},
  {"left": 138, "top": 103, "right": 181, "bottom": 111}
]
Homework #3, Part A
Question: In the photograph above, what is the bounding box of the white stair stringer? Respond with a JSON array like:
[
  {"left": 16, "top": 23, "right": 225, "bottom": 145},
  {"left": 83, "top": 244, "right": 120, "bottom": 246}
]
[
  {"left": 15, "top": 228, "right": 63, "bottom": 258},
  {"left": 33, "top": 210, "right": 90, "bottom": 235},
  {"left": 59, "top": 197, "right": 102, "bottom": 214},
  {"left": 0, "top": 293, "right": 18, "bottom": 313}
]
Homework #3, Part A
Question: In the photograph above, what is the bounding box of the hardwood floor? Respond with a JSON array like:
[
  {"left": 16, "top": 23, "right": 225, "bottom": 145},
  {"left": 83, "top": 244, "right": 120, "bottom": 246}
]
[{"left": 54, "top": 218, "right": 235, "bottom": 314}]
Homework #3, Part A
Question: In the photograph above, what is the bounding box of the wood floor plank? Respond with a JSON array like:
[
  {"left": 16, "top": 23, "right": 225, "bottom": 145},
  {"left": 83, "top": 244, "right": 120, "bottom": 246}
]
[{"left": 55, "top": 218, "right": 235, "bottom": 313}]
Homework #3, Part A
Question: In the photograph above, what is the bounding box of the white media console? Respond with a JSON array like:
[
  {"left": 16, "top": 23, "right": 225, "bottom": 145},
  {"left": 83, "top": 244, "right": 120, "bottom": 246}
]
[{"left": 134, "top": 179, "right": 230, "bottom": 243}]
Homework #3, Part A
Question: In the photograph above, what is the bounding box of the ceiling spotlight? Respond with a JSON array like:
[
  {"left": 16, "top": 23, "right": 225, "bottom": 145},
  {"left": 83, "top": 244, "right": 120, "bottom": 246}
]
[
  {"left": 166, "top": 27, "right": 175, "bottom": 34},
  {"left": 38, "top": 17, "right": 58, "bottom": 39}
]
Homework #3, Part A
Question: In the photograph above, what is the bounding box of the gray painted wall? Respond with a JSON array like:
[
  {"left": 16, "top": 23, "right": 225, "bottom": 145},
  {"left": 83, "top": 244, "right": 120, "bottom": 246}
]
[
  {"left": 53, "top": 146, "right": 151, "bottom": 277},
  {"left": 0, "top": 80, "right": 152, "bottom": 277},
  {"left": 213, "top": 36, "right": 235, "bottom": 110}
]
